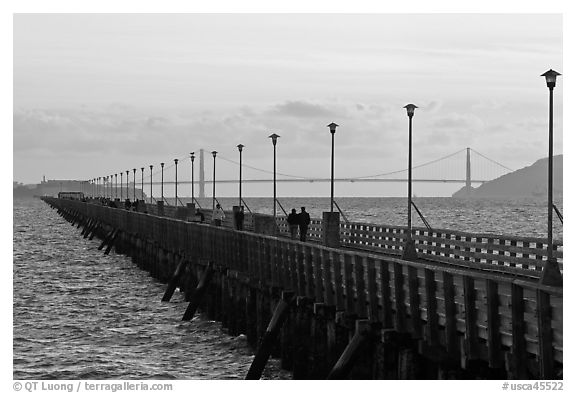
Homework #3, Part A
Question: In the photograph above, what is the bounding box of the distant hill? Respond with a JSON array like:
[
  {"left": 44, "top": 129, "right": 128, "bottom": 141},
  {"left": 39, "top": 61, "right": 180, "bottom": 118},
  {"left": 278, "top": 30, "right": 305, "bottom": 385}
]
[{"left": 452, "top": 155, "right": 563, "bottom": 199}]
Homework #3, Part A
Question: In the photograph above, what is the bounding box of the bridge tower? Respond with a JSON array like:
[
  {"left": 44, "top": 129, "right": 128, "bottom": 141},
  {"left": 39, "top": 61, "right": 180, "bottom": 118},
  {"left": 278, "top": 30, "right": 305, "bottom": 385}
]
[
  {"left": 465, "top": 147, "right": 472, "bottom": 195},
  {"left": 466, "top": 147, "right": 471, "bottom": 188},
  {"left": 199, "top": 149, "right": 206, "bottom": 198}
]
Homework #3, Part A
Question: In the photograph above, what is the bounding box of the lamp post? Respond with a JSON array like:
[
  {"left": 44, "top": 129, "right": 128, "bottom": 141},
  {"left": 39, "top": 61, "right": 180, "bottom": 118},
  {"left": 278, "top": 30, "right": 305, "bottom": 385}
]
[
  {"left": 269, "top": 133, "right": 280, "bottom": 218},
  {"left": 540, "top": 69, "right": 563, "bottom": 286},
  {"left": 403, "top": 104, "right": 418, "bottom": 261},
  {"left": 120, "top": 172, "right": 123, "bottom": 199},
  {"left": 174, "top": 159, "right": 179, "bottom": 206},
  {"left": 327, "top": 123, "right": 339, "bottom": 212},
  {"left": 115, "top": 174, "right": 118, "bottom": 199},
  {"left": 126, "top": 170, "right": 130, "bottom": 200},
  {"left": 211, "top": 151, "right": 217, "bottom": 212},
  {"left": 132, "top": 169, "right": 136, "bottom": 201},
  {"left": 160, "top": 163, "right": 165, "bottom": 203},
  {"left": 237, "top": 144, "right": 244, "bottom": 207},
  {"left": 190, "top": 152, "right": 195, "bottom": 205},
  {"left": 141, "top": 168, "right": 144, "bottom": 200},
  {"left": 149, "top": 165, "right": 153, "bottom": 204}
]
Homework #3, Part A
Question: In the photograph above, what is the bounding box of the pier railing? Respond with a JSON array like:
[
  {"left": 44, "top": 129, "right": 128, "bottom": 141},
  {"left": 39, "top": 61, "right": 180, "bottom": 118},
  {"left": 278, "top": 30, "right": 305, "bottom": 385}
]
[
  {"left": 136, "top": 200, "right": 562, "bottom": 277},
  {"left": 44, "top": 197, "right": 564, "bottom": 378}
]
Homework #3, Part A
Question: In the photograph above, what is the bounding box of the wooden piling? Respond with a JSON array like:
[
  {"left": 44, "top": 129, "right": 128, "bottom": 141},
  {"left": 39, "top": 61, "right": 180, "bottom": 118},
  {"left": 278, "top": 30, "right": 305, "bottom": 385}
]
[
  {"left": 161, "top": 256, "right": 188, "bottom": 302},
  {"left": 245, "top": 290, "right": 295, "bottom": 380},
  {"left": 182, "top": 262, "right": 215, "bottom": 321},
  {"left": 326, "top": 319, "right": 372, "bottom": 379}
]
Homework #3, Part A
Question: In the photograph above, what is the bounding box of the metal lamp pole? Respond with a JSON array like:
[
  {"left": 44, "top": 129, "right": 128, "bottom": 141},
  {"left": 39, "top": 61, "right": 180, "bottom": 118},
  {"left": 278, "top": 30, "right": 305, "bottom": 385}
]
[
  {"left": 237, "top": 144, "right": 244, "bottom": 207},
  {"left": 160, "top": 163, "right": 165, "bottom": 203},
  {"left": 269, "top": 133, "right": 280, "bottom": 218},
  {"left": 327, "top": 123, "right": 339, "bottom": 212},
  {"left": 126, "top": 170, "right": 130, "bottom": 200},
  {"left": 141, "top": 168, "right": 144, "bottom": 200},
  {"left": 149, "top": 165, "right": 153, "bottom": 204},
  {"left": 540, "top": 69, "right": 562, "bottom": 286},
  {"left": 120, "top": 173, "right": 123, "bottom": 199},
  {"left": 190, "top": 152, "right": 195, "bottom": 205},
  {"left": 132, "top": 169, "right": 136, "bottom": 201},
  {"left": 403, "top": 104, "right": 418, "bottom": 260},
  {"left": 174, "top": 159, "right": 179, "bottom": 206},
  {"left": 212, "top": 151, "right": 217, "bottom": 212}
]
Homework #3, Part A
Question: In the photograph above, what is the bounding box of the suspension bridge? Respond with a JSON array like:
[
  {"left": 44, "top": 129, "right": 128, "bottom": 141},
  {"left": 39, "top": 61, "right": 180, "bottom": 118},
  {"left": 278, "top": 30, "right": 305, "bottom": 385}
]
[{"left": 140, "top": 147, "right": 512, "bottom": 197}]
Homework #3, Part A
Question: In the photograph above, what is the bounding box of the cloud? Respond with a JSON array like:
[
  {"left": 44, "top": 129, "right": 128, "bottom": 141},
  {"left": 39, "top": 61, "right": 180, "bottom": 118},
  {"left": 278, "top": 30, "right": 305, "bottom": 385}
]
[{"left": 267, "top": 100, "right": 340, "bottom": 118}]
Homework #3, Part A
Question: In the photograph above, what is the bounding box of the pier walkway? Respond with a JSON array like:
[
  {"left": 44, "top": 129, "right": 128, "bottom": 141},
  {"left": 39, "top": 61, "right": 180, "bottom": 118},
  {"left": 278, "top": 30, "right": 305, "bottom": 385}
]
[{"left": 42, "top": 197, "right": 563, "bottom": 380}]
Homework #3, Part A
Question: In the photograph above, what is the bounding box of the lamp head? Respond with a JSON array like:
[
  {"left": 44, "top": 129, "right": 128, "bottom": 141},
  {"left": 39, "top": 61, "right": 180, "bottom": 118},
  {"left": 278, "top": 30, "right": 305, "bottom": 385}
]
[
  {"left": 237, "top": 144, "right": 244, "bottom": 152},
  {"left": 327, "top": 122, "right": 339, "bottom": 134},
  {"left": 269, "top": 133, "right": 280, "bottom": 146},
  {"left": 149, "top": 165, "right": 153, "bottom": 170},
  {"left": 403, "top": 104, "right": 418, "bottom": 117},
  {"left": 174, "top": 159, "right": 178, "bottom": 164},
  {"left": 541, "top": 69, "right": 561, "bottom": 89},
  {"left": 190, "top": 152, "right": 195, "bottom": 161},
  {"left": 211, "top": 151, "right": 217, "bottom": 158},
  {"left": 160, "top": 162, "right": 164, "bottom": 168}
]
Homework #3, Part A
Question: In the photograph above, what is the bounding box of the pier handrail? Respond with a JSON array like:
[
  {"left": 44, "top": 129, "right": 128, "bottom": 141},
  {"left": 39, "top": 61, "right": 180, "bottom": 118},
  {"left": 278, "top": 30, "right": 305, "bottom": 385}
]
[{"left": 193, "top": 197, "right": 203, "bottom": 209}]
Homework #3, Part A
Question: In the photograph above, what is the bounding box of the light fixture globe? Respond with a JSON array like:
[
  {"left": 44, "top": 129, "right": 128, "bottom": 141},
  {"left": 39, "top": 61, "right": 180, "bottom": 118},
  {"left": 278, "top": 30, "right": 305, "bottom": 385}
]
[
  {"left": 404, "top": 104, "right": 418, "bottom": 117},
  {"left": 541, "top": 69, "right": 561, "bottom": 89},
  {"left": 268, "top": 133, "right": 280, "bottom": 146},
  {"left": 327, "top": 122, "right": 339, "bottom": 134}
]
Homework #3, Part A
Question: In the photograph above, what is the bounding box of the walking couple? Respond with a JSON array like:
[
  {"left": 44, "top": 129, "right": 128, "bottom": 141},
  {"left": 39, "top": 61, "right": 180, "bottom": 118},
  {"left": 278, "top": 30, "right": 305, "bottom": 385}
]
[{"left": 287, "top": 207, "right": 311, "bottom": 242}]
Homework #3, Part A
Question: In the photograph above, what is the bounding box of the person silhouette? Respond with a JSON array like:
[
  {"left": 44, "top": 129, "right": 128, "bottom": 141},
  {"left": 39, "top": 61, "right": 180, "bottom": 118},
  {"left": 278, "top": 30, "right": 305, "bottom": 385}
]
[
  {"left": 287, "top": 208, "right": 299, "bottom": 240},
  {"left": 298, "top": 207, "right": 311, "bottom": 242}
]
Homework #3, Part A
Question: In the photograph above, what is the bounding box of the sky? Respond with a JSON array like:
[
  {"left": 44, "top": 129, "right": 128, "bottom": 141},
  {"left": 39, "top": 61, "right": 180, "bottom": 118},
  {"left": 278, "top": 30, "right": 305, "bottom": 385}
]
[{"left": 12, "top": 13, "right": 564, "bottom": 197}]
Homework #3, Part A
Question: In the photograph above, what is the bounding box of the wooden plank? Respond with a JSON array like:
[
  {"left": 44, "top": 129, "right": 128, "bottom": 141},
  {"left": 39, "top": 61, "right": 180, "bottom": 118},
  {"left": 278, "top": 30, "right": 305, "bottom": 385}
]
[
  {"left": 354, "top": 255, "right": 368, "bottom": 319},
  {"left": 270, "top": 239, "right": 278, "bottom": 287},
  {"left": 485, "top": 279, "right": 503, "bottom": 368},
  {"left": 366, "top": 257, "right": 379, "bottom": 322},
  {"left": 463, "top": 276, "right": 478, "bottom": 359},
  {"left": 305, "top": 246, "right": 315, "bottom": 299},
  {"left": 407, "top": 266, "right": 422, "bottom": 338},
  {"left": 511, "top": 283, "right": 527, "bottom": 378},
  {"left": 393, "top": 262, "right": 406, "bottom": 333},
  {"left": 296, "top": 243, "right": 306, "bottom": 295},
  {"left": 332, "top": 251, "right": 345, "bottom": 311},
  {"left": 536, "top": 289, "right": 555, "bottom": 379},
  {"left": 313, "top": 248, "right": 324, "bottom": 302},
  {"left": 322, "top": 249, "right": 335, "bottom": 306},
  {"left": 343, "top": 254, "right": 356, "bottom": 315},
  {"left": 424, "top": 269, "right": 439, "bottom": 347},
  {"left": 442, "top": 271, "right": 458, "bottom": 355},
  {"left": 379, "top": 260, "right": 393, "bottom": 329},
  {"left": 289, "top": 243, "right": 299, "bottom": 292}
]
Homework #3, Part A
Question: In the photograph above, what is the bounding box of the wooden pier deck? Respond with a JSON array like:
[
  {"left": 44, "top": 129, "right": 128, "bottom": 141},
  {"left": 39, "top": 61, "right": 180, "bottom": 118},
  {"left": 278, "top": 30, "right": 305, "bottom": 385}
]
[{"left": 42, "top": 197, "right": 563, "bottom": 380}]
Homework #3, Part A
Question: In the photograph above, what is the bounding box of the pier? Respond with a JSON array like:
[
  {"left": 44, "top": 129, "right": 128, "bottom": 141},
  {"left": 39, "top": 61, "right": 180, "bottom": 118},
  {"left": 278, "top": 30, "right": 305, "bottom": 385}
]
[{"left": 41, "top": 196, "right": 563, "bottom": 380}]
